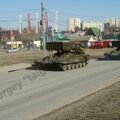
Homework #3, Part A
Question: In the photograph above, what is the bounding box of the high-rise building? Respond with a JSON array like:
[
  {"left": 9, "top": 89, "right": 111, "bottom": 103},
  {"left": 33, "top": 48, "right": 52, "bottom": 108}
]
[
  {"left": 104, "top": 18, "right": 120, "bottom": 31},
  {"left": 67, "top": 18, "right": 81, "bottom": 32},
  {"left": 81, "top": 21, "right": 103, "bottom": 31}
]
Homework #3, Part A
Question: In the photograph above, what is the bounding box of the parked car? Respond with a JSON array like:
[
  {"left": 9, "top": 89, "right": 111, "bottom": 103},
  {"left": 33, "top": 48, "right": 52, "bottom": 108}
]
[{"left": 6, "top": 48, "right": 20, "bottom": 53}]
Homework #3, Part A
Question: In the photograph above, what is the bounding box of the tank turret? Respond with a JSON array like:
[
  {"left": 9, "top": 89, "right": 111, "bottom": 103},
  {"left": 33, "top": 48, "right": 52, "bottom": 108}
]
[{"left": 33, "top": 41, "right": 89, "bottom": 71}]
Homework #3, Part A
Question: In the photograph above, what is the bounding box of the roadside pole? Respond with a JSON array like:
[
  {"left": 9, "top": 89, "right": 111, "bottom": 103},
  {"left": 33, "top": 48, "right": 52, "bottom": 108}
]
[
  {"left": 41, "top": 0, "right": 46, "bottom": 56},
  {"left": 11, "top": 28, "right": 13, "bottom": 50}
]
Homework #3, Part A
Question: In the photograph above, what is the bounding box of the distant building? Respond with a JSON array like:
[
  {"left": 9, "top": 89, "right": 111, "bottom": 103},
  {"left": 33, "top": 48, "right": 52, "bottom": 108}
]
[
  {"left": 86, "top": 27, "right": 101, "bottom": 37},
  {"left": 6, "top": 41, "right": 23, "bottom": 48},
  {"left": 81, "top": 21, "right": 103, "bottom": 31},
  {"left": 0, "top": 30, "right": 18, "bottom": 41},
  {"left": 33, "top": 40, "right": 41, "bottom": 47},
  {"left": 67, "top": 18, "right": 81, "bottom": 32},
  {"left": 103, "top": 34, "right": 120, "bottom": 41},
  {"left": 104, "top": 18, "right": 120, "bottom": 31}
]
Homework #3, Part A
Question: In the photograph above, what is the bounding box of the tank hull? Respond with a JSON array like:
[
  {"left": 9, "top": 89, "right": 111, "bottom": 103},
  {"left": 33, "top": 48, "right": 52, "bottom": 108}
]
[
  {"left": 33, "top": 55, "right": 89, "bottom": 71},
  {"left": 104, "top": 49, "right": 120, "bottom": 60},
  {"left": 33, "top": 41, "right": 89, "bottom": 71}
]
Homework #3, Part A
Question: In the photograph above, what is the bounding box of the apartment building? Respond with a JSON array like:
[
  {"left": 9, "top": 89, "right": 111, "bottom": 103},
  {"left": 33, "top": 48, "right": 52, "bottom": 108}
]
[
  {"left": 104, "top": 18, "right": 120, "bottom": 31},
  {"left": 81, "top": 21, "right": 103, "bottom": 31},
  {"left": 67, "top": 18, "right": 81, "bottom": 32}
]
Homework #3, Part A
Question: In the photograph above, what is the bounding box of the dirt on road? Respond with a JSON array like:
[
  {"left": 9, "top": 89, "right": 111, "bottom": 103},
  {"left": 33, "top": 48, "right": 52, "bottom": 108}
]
[
  {"left": 0, "top": 51, "right": 44, "bottom": 67},
  {"left": 85, "top": 48, "right": 113, "bottom": 58},
  {"left": 34, "top": 80, "right": 120, "bottom": 120}
]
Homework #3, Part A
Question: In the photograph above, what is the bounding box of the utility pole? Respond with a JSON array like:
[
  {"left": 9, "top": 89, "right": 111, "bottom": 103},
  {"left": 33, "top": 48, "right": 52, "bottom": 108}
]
[
  {"left": 11, "top": 28, "right": 13, "bottom": 50},
  {"left": 19, "top": 15, "right": 22, "bottom": 34},
  {"left": 36, "top": 13, "right": 39, "bottom": 34},
  {"left": 52, "top": 27, "right": 55, "bottom": 41},
  {"left": 55, "top": 11, "right": 58, "bottom": 32},
  {"left": 41, "top": 0, "right": 46, "bottom": 56}
]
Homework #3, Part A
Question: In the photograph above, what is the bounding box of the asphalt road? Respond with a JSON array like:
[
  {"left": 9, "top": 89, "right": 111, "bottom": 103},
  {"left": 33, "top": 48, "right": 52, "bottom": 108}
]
[{"left": 0, "top": 59, "right": 120, "bottom": 120}]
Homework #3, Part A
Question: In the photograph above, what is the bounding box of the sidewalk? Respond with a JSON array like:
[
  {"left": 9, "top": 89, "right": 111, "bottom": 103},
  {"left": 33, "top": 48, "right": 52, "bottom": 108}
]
[{"left": 0, "top": 63, "right": 31, "bottom": 73}]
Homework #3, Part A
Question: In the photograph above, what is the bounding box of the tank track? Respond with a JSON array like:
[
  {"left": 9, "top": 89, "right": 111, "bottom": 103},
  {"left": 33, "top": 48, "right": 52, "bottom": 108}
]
[{"left": 60, "top": 61, "right": 88, "bottom": 71}]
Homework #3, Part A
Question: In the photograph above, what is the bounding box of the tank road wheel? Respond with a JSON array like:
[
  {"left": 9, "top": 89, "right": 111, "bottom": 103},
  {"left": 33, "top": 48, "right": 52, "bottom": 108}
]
[
  {"left": 86, "top": 61, "right": 88, "bottom": 65},
  {"left": 71, "top": 64, "right": 75, "bottom": 69},
  {"left": 82, "top": 62, "right": 86, "bottom": 67},
  {"left": 67, "top": 65, "right": 71, "bottom": 70},
  {"left": 75, "top": 63, "right": 79, "bottom": 69},
  {"left": 85, "top": 61, "right": 88, "bottom": 65},
  {"left": 62, "top": 65, "right": 68, "bottom": 71},
  {"left": 78, "top": 63, "right": 82, "bottom": 68}
]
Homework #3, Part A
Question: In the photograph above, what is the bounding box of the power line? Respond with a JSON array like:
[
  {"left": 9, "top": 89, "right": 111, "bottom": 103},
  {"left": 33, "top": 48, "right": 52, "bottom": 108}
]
[
  {"left": 0, "top": 8, "right": 117, "bottom": 19},
  {"left": 0, "top": 9, "right": 40, "bottom": 14},
  {"left": 0, "top": 10, "right": 119, "bottom": 23},
  {"left": 0, "top": 18, "right": 38, "bottom": 22},
  {"left": 47, "top": 10, "right": 116, "bottom": 19}
]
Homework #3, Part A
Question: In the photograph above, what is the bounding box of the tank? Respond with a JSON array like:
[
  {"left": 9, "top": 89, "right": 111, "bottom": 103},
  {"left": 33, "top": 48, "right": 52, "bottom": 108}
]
[
  {"left": 104, "top": 41, "right": 120, "bottom": 60},
  {"left": 33, "top": 41, "right": 89, "bottom": 71}
]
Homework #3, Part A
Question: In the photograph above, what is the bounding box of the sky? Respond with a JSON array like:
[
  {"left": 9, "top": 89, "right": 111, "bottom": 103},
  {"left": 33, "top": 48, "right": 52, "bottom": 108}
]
[{"left": 0, "top": 0, "right": 120, "bottom": 30}]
